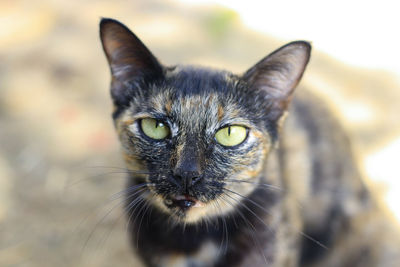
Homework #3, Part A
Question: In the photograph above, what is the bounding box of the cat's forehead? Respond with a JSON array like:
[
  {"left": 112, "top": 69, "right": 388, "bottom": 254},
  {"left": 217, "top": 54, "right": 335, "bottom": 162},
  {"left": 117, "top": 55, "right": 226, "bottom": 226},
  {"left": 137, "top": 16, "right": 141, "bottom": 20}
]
[
  {"left": 164, "top": 65, "right": 236, "bottom": 95},
  {"left": 144, "top": 66, "right": 252, "bottom": 131}
]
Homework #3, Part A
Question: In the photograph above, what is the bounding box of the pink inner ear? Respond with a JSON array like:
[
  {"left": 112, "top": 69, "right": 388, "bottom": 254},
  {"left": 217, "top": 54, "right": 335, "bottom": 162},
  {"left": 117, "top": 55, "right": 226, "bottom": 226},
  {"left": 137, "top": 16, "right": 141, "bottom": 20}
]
[
  {"left": 243, "top": 41, "right": 311, "bottom": 102},
  {"left": 242, "top": 41, "right": 311, "bottom": 121},
  {"left": 100, "top": 20, "right": 131, "bottom": 62},
  {"left": 100, "top": 18, "right": 163, "bottom": 81}
]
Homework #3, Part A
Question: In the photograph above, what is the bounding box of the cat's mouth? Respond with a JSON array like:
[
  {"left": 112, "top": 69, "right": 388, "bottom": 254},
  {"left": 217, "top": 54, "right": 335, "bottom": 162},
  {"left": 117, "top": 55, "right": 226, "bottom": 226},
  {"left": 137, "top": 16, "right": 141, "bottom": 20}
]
[{"left": 165, "top": 194, "right": 205, "bottom": 211}]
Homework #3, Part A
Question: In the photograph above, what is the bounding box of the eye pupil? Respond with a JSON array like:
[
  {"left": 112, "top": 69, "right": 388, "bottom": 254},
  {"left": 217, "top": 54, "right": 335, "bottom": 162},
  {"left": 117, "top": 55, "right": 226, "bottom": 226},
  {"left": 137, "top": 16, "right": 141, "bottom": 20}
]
[
  {"left": 140, "top": 118, "right": 170, "bottom": 140},
  {"left": 215, "top": 125, "right": 247, "bottom": 147}
]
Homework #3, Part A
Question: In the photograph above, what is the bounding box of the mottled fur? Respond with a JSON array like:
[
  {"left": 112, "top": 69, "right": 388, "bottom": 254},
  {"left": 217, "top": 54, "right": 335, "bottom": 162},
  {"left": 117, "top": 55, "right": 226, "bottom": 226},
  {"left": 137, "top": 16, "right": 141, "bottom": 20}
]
[{"left": 100, "top": 18, "right": 400, "bottom": 267}]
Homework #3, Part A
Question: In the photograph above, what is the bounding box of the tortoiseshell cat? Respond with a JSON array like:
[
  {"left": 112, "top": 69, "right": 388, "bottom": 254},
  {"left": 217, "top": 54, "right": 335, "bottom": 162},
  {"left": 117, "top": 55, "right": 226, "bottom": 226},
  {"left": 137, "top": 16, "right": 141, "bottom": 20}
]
[{"left": 99, "top": 18, "right": 400, "bottom": 267}]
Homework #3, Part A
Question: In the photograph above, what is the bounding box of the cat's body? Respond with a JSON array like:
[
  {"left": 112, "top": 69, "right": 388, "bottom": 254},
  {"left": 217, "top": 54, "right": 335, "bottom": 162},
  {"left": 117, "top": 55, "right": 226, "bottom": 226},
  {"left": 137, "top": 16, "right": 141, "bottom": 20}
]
[{"left": 99, "top": 18, "right": 400, "bottom": 267}]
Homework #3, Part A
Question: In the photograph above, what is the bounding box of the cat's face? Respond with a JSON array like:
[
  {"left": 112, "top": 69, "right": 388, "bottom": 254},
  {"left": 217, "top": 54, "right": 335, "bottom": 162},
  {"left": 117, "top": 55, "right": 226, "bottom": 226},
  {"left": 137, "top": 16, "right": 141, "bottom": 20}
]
[
  {"left": 100, "top": 18, "right": 311, "bottom": 223},
  {"left": 114, "top": 67, "right": 273, "bottom": 222}
]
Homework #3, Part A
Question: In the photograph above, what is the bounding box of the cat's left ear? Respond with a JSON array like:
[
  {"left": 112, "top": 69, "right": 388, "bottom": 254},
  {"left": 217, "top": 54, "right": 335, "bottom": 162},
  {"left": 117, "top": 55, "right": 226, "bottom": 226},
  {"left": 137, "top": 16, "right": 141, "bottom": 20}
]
[
  {"left": 100, "top": 18, "right": 164, "bottom": 108},
  {"left": 100, "top": 18, "right": 163, "bottom": 82},
  {"left": 243, "top": 41, "right": 311, "bottom": 120}
]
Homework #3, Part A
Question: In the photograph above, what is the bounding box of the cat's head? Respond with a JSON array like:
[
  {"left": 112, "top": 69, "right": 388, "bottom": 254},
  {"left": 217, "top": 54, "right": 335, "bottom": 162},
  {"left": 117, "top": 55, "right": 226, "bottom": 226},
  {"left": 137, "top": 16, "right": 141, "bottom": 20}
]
[{"left": 100, "top": 18, "right": 311, "bottom": 223}]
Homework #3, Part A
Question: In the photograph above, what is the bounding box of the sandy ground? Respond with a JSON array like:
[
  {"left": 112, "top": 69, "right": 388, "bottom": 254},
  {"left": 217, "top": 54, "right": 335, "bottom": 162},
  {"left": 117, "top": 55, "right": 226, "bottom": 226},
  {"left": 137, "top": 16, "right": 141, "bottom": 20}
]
[{"left": 1, "top": 0, "right": 400, "bottom": 266}]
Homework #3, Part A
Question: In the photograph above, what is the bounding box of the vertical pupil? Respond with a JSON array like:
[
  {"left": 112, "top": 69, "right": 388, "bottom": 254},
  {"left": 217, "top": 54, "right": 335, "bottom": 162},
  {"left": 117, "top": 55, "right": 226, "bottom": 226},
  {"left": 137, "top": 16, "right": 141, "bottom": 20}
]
[{"left": 228, "top": 126, "right": 231, "bottom": 136}]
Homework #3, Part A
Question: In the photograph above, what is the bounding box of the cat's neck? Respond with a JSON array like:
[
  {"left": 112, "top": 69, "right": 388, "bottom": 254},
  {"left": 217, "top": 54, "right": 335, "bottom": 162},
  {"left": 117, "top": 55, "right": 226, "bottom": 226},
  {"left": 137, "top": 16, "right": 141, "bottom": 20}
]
[{"left": 125, "top": 177, "right": 281, "bottom": 266}]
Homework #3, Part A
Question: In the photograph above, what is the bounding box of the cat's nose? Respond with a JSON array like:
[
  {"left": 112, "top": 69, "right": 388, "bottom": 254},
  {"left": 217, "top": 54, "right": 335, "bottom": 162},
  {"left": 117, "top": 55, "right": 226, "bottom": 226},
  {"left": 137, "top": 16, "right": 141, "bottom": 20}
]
[
  {"left": 173, "top": 160, "right": 202, "bottom": 191},
  {"left": 173, "top": 137, "right": 204, "bottom": 191}
]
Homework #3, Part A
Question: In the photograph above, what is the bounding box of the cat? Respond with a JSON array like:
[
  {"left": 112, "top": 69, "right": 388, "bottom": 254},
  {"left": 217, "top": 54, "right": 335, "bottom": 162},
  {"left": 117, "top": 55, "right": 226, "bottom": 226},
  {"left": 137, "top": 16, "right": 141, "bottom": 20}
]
[{"left": 99, "top": 18, "right": 400, "bottom": 267}]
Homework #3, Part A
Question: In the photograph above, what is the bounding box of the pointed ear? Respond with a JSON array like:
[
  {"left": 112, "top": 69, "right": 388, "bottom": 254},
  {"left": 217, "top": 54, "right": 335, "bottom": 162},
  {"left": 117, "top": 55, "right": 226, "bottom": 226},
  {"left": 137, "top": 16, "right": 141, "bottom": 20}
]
[
  {"left": 99, "top": 18, "right": 164, "bottom": 105},
  {"left": 243, "top": 41, "right": 311, "bottom": 120}
]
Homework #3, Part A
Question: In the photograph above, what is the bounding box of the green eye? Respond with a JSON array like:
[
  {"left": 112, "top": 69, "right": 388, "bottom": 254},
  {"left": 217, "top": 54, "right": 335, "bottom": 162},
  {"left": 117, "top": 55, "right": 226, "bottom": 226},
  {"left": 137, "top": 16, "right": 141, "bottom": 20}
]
[
  {"left": 215, "top": 125, "right": 247, "bottom": 147},
  {"left": 140, "top": 118, "right": 170, "bottom": 140}
]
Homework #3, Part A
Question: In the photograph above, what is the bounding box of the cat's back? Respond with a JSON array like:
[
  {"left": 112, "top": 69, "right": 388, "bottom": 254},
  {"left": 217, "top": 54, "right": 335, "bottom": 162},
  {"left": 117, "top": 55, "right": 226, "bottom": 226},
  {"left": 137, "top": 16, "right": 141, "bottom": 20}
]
[{"left": 279, "top": 88, "right": 400, "bottom": 267}]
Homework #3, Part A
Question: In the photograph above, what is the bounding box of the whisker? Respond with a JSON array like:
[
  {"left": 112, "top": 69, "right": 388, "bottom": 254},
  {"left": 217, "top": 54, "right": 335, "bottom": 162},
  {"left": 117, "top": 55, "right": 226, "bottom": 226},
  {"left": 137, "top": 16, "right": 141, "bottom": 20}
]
[
  {"left": 216, "top": 198, "right": 229, "bottom": 255},
  {"left": 224, "top": 178, "right": 283, "bottom": 192},
  {"left": 67, "top": 172, "right": 127, "bottom": 188},
  {"left": 96, "top": 191, "right": 151, "bottom": 253},
  {"left": 74, "top": 182, "right": 149, "bottom": 250},
  {"left": 182, "top": 218, "right": 187, "bottom": 234},
  {"left": 298, "top": 232, "right": 329, "bottom": 250},
  {"left": 80, "top": 187, "right": 145, "bottom": 257},
  {"left": 136, "top": 194, "right": 154, "bottom": 248},
  {"left": 227, "top": 178, "right": 311, "bottom": 213},
  {"left": 201, "top": 215, "right": 211, "bottom": 233},
  {"left": 85, "top": 165, "right": 152, "bottom": 173},
  {"left": 211, "top": 200, "right": 226, "bottom": 255},
  {"left": 110, "top": 183, "right": 154, "bottom": 201},
  {"left": 125, "top": 193, "right": 148, "bottom": 232},
  {"left": 166, "top": 209, "right": 181, "bottom": 231},
  {"left": 66, "top": 169, "right": 152, "bottom": 188},
  {"left": 219, "top": 196, "right": 239, "bottom": 230},
  {"left": 221, "top": 190, "right": 275, "bottom": 236},
  {"left": 223, "top": 188, "right": 328, "bottom": 251},
  {"left": 217, "top": 200, "right": 233, "bottom": 254},
  {"left": 223, "top": 188, "right": 273, "bottom": 216},
  {"left": 219, "top": 194, "right": 268, "bottom": 265}
]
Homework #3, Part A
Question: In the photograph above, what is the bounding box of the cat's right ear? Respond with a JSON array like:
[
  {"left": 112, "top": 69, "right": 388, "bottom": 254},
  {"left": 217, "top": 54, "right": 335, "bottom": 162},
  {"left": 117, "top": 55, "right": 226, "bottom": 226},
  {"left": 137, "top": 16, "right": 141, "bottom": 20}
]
[
  {"left": 243, "top": 41, "right": 311, "bottom": 121},
  {"left": 100, "top": 18, "right": 163, "bottom": 104}
]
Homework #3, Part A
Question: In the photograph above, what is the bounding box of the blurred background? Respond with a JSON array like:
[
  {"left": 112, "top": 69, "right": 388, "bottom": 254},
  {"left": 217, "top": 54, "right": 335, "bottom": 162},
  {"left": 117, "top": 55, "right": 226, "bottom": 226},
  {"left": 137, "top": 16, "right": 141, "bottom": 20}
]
[{"left": 1, "top": 0, "right": 399, "bottom": 266}]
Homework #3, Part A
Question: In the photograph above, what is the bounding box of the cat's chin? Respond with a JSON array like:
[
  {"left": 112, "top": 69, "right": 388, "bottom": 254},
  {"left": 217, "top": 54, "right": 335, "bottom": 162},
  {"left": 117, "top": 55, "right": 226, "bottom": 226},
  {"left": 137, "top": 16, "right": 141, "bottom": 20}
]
[{"left": 172, "top": 204, "right": 214, "bottom": 223}]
